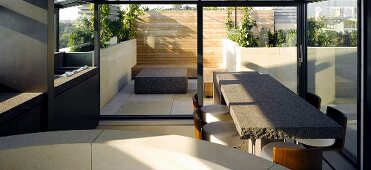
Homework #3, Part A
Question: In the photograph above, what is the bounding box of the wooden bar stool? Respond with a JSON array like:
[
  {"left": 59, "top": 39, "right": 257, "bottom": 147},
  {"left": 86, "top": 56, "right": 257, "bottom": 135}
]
[
  {"left": 202, "top": 121, "right": 242, "bottom": 147},
  {"left": 273, "top": 145, "right": 323, "bottom": 170},
  {"left": 193, "top": 108, "right": 205, "bottom": 140},
  {"left": 193, "top": 94, "right": 232, "bottom": 123},
  {"left": 193, "top": 94, "right": 238, "bottom": 146},
  {"left": 261, "top": 142, "right": 305, "bottom": 161}
]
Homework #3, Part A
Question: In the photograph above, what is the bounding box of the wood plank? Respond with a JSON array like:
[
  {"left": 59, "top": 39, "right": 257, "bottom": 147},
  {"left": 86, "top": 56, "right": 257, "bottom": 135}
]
[{"left": 136, "top": 10, "right": 236, "bottom": 69}]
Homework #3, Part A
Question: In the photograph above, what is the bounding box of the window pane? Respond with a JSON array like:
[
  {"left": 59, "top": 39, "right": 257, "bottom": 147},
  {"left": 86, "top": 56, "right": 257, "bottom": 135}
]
[
  {"left": 59, "top": 4, "right": 94, "bottom": 52},
  {"left": 212, "top": 7, "right": 297, "bottom": 93},
  {"left": 307, "top": 0, "right": 358, "bottom": 158},
  {"left": 99, "top": 4, "right": 197, "bottom": 116}
]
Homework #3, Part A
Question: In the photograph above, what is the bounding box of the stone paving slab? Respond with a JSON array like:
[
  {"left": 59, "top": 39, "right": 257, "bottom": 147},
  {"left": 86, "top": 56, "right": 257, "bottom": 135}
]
[{"left": 116, "top": 101, "right": 172, "bottom": 115}]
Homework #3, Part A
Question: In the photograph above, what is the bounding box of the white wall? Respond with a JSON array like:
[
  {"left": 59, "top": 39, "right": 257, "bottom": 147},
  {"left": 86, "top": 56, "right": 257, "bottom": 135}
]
[
  {"left": 222, "top": 39, "right": 297, "bottom": 92},
  {"left": 307, "top": 47, "right": 357, "bottom": 104},
  {"left": 100, "top": 39, "right": 137, "bottom": 108},
  {"left": 222, "top": 39, "right": 357, "bottom": 105}
]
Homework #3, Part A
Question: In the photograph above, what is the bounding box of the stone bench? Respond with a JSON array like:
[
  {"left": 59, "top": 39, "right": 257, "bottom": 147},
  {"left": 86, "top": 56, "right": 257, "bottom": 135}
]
[
  {"left": 134, "top": 68, "right": 188, "bottom": 94},
  {"left": 132, "top": 64, "right": 197, "bottom": 78}
]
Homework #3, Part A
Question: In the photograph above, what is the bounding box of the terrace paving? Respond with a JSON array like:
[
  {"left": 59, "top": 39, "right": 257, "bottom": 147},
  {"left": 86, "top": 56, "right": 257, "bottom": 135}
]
[{"left": 100, "top": 79, "right": 213, "bottom": 115}]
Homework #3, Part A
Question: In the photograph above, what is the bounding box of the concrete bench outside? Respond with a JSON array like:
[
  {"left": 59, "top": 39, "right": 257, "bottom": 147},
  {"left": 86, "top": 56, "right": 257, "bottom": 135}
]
[{"left": 134, "top": 68, "right": 188, "bottom": 94}]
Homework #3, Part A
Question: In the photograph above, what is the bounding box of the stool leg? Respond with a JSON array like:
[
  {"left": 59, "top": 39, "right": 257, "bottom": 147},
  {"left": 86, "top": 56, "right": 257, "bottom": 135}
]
[{"left": 251, "top": 139, "right": 256, "bottom": 155}]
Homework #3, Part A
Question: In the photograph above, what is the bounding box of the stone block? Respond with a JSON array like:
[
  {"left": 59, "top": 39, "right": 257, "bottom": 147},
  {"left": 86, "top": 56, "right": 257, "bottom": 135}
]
[{"left": 135, "top": 68, "right": 188, "bottom": 94}]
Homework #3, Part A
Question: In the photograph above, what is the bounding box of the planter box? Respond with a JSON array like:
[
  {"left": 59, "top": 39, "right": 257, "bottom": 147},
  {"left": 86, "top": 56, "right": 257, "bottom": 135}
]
[{"left": 100, "top": 39, "right": 137, "bottom": 108}]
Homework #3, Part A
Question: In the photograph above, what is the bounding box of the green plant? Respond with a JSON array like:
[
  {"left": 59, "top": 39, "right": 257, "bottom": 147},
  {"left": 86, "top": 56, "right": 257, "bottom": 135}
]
[
  {"left": 99, "top": 4, "right": 114, "bottom": 48},
  {"left": 68, "top": 17, "right": 94, "bottom": 52},
  {"left": 257, "top": 28, "right": 270, "bottom": 47},
  {"left": 344, "top": 19, "right": 357, "bottom": 29},
  {"left": 268, "top": 30, "right": 286, "bottom": 47},
  {"left": 307, "top": 17, "right": 357, "bottom": 47},
  {"left": 348, "top": 30, "right": 357, "bottom": 46},
  {"left": 204, "top": 7, "right": 219, "bottom": 10},
  {"left": 68, "top": 4, "right": 144, "bottom": 51},
  {"left": 284, "top": 29, "right": 297, "bottom": 47},
  {"left": 171, "top": 4, "right": 183, "bottom": 10},
  {"left": 237, "top": 7, "right": 259, "bottom": 47},
  {"left": 225, "top": 7, "right": 239, "bottom": 42},
  {"left": 225, "top": 7, "right": 259, "bottom": 47},
  {"left": 225, "top": 7, "right": 234, "bottom": 30},
  {"left": 122, "top": 4, "right": 144, "bottom": 40},
  {"left": 59, "top": 32, "right": 70, "bottom": 48},
  {"left": 307, "top": 17, "right": 331, "bottom": 47}
]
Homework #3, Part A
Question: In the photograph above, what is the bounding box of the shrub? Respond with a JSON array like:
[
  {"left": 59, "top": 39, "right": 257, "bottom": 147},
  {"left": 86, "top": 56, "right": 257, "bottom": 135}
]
[
  {"left": 268, "top": 30, "right": 285, "bottom": 47},
  {"left": 225, "top": 7, "right": 259, "bottom": 47},
  {"left": 122, "top": 4, "right": 144, "bottom": 41},
  {"left": 307, "top": 17, "right": 357, "bottom": 47},
  {"left": 68, "top": 17, "right": 94, "bottom": 52},
  {"left": 68, "top": 4, "right": 144, "bottom": 51},
  {"left": 225, "top": 11, "right": 356, "bottom": 48}
]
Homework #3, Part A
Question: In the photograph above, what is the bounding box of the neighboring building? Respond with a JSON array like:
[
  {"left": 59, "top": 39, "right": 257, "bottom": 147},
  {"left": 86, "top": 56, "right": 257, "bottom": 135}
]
[
  {"left": 273, "top": 7, "right": 297, "bottom": 30},
  {"left": 309, "top": 0, "right": 357, "bottom": 32},
  {"left": 78, "top": 4, "right": 120, "bottom": 20},
  {"left": 323, "top": 17, "right": 357, "bottom": 32}
]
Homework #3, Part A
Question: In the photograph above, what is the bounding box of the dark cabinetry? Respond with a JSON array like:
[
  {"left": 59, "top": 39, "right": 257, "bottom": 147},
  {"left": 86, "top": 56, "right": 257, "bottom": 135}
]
[
  {"left": 0, "top": 105, "right": 43, "bottom": 137},
  {"left": 53, "top": 74, "right": 99, "bottom": 130}
]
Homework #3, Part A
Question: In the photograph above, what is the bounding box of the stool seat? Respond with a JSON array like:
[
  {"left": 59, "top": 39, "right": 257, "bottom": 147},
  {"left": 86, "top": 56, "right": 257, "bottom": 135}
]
[
  {"left": 261, "top": 142, "right": 305, "bottom": 161},
  {"left": 296, "top": 139, "right": 335, "bottom": 147},
  {"left": 202, "top": 121, "right": 242, "bottom": 147},
  {"left": 201, "top": 105, "right": 231, "bottom": 123}
]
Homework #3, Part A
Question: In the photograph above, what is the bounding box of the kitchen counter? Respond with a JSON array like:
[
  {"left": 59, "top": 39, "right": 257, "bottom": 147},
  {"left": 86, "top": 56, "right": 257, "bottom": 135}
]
[
  {"left": 54, "top": 67, "right": 98, "bottom": 96},
  {"left": 216, "top": 73, "right": 343, "bottom": 139},
  {"left": 0, "top": 93, "right": 44, "bottom": 124},
  {"left": 0, "top": 67, "right": 98, "bottom": 124}
]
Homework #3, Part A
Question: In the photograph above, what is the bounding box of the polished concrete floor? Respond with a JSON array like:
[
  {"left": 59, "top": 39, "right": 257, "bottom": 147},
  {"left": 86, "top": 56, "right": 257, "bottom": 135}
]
[
  {"left": 100, "top": 79, "right": 357, "bottom": 168},
  {"left": 98, "top": 121, "right": 356, "bottom": 170},
  {"left": 100, "top": 79, "right": 212, "bottom": 116}
]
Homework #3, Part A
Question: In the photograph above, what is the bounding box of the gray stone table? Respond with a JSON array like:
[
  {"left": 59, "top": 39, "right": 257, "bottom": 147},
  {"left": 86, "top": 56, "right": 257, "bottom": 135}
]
[
  {"left": 213, "top": 71, "right": 259, "bottom": 104},
  {"left": 217, "top": 73, "right": 343, "bottom": 139},
  {"left": 213, "top": 71, "right": 259, "bottom": 92}
]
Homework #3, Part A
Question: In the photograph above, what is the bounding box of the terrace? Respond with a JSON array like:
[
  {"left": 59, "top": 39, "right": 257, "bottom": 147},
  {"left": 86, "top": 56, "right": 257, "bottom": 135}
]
[{"left": 0, "top": 0, "right": 369, "bottom": 169}]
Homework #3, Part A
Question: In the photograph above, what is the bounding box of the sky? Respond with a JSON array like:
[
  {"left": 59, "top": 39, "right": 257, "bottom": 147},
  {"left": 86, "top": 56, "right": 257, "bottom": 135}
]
[{"left": 60, "top": 6, "right": 79, "bottom": 21}]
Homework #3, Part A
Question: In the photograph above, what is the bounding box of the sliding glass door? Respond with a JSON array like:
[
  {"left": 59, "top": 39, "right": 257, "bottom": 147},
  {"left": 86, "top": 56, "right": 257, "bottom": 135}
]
[
  {"left": 203, "top": 6, "right": 298, "bottom": 93},
  {"left": 306, "top": 0, "right": 358, "bottom": 161}
]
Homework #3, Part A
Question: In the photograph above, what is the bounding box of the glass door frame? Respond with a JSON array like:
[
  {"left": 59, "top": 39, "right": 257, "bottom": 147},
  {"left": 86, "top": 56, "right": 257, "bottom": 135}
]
[
  {"left": 94, "top": 0, "right": 305, "bottom": 118},
  {"left": 304, "top": 0, "right": 360, "bottom": 166},
  {"left": 201, "top": 1, "right": 307, "bottom": 100},
  {"left": 54, "top": 0, "right": 363, "bottom": 167},
  {"left": 85, "top": 0, "right": 363, "bottom": 167}
]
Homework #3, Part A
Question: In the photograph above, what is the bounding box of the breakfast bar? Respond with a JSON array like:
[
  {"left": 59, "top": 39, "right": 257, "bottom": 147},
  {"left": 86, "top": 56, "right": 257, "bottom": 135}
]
[{"left": 214, "top": 72, "right": 343, "bottom": 140}]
